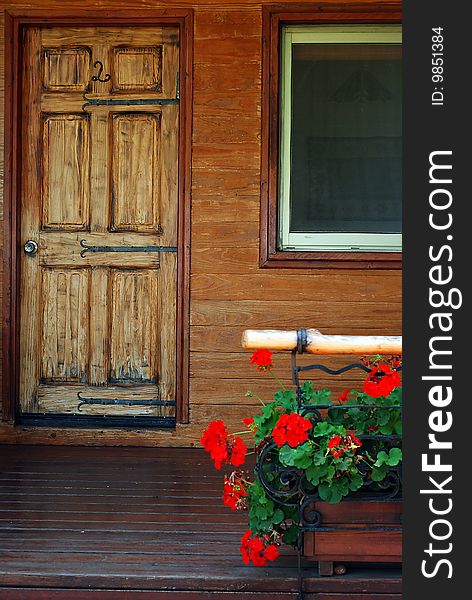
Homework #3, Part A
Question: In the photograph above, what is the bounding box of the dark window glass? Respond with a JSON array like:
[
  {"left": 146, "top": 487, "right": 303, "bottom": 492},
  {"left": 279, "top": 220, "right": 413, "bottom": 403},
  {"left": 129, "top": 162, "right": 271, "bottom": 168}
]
[{"left": 289, "top": 44, "right": 402, "bottom": 234}]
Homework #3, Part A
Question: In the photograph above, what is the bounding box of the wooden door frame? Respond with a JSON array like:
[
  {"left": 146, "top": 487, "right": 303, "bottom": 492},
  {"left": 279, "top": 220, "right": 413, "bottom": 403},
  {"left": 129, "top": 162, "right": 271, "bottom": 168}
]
[{"left": 2, "top": 9, "right": 193, "bottom": 424}]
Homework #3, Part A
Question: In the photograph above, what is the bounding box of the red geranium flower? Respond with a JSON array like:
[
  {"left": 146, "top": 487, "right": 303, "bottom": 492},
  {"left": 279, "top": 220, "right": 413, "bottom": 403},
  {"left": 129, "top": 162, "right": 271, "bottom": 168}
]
[
  {"left": 240, "top": 530, "right": 279, "bottom": 566},
  {"left": 272, "top": 413, "right": 312, "bottom": 448},
  {"left": 364, "top": 364, "right": 401, "bottom": 398},
  {"left": 200, "top": 420, "right": 229, "bottom": 469},
  {"left": 200, "top": 421, "right": 247, "bottom": 469},
  {"left": 223, "top": 475, "right": 247, "bottom": 510},
  {"left": 264, "top": 544, "right": 280, "bottom": 561},
  {"left": 327, "top": 434, "right": 342, "bottom": 449},
  {"left": 243, "top": 417, "right": 254, "bottom": 426},
  {"left": 250, "top": 349, "right": 273, "bottom": 372},
  {"left": 338, "top": 390, "right": 350, "bottom": 403},
  {"left": 327, "top": 434, "right": 344, "bottom": 458},
  {"left": 343, "top": 432, "right": 362, "bottom": 453},
  {"left": 229, "top": 436, "right": 248, "bottom": 467}
]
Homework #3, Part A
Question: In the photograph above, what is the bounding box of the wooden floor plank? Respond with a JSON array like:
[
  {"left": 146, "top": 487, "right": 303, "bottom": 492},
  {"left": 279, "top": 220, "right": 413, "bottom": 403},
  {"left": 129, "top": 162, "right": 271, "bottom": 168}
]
[{"left": 0, "top": 445, "right": 401, "bottom": 596}]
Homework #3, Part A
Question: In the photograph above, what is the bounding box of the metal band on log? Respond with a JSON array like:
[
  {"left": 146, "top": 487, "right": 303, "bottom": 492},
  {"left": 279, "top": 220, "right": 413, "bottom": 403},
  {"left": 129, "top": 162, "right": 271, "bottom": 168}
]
[{"left": 241, "top": 328, "right": 402, "bottom": 355}]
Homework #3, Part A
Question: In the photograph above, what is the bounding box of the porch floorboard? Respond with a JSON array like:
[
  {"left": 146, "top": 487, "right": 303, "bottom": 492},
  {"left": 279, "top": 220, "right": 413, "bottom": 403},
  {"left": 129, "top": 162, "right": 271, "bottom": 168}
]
[{"left": 0, "top": 445, "right": 401, "bottom": 598}]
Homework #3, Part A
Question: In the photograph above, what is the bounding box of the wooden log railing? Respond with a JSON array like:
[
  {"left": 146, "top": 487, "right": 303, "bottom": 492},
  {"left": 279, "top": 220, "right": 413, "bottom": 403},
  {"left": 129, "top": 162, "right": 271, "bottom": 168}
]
[{"left": 241, "top": 328, "right": 402, "bottom": 355}]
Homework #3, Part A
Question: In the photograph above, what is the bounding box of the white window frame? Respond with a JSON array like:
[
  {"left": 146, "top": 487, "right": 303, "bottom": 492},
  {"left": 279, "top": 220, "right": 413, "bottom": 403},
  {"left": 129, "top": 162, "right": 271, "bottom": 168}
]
[{"left": 279, "top": 25, "right": 402, "bottom": 252}]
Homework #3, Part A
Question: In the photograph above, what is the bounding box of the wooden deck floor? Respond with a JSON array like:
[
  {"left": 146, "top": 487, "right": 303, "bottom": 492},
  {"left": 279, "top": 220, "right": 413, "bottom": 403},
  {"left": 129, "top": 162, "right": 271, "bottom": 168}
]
[{"left": 0, "top": 445, "right": 401, "bottom": 598}]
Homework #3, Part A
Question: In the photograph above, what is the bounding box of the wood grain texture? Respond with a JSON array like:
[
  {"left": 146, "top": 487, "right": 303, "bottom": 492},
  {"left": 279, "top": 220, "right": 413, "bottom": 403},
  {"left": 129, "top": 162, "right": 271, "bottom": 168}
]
[
  {"left": 190, "top": 300, "right": 402, "bottom": 330},
  {"left": 188, "top": 352, "right": 392, "bottom": 381},
  {"left": 42, "top": 114, "right": 90, "bottom": 230},
  {"left": 0, "top": 445, "right": 401, "bottom": 597},
  {"left": 191, "top": 273, "right": 401, "bottom": 302},
  {"left": 36, "top": 384, "right": 170, "bottom": 416},
  {"left": 259, "top": 2, "right": 402, "bottom": 270},
  {"left": 42, "top": 46, "right": 91, "bottom": 92},
  {"left": 110, "top": 269, "right": 159, "bottom": 384},
  {"left": 1, "top": 2, "right": 401, "bottom": 446},
  {"left": 190, "top": 324, "right": 401, "bottom": 352},
  {"left": 40, "top": 268, "right": 89, "bottom": 382},
  {"left": 111, "top": 46, "right": 162, "bottom": 92},
  {"left": 111, "top": 112, "right": 161, "bottom": 232},
  {"left": 15, "top": 24, "right": 180, "bottom": 419},
  {"left": 242, "top": 329, "right": 402, "bottom": 355},
  {"left": 304, "top": 501, "right": 401, "bottom": 563}
]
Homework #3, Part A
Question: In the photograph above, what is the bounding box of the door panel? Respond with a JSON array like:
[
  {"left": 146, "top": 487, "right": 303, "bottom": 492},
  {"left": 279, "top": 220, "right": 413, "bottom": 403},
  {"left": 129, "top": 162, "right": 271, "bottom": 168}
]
[
  {"left": 111, "top": 46, "right": 163, "bottom": 92},
  {"left": 19, "top": 26, "right": 179, "bottom": 423},
  {"left": 111, "top": 112, "right": 161, "bottom": 232},
  {"left": 42, "top": 114, "right": 90, "bottom": 230},
  {"left": 109, "top": 268, "right": 159, "bottom": 384},
  {"left": 40, "top": 268, "right": 90, "bottom": 383}
]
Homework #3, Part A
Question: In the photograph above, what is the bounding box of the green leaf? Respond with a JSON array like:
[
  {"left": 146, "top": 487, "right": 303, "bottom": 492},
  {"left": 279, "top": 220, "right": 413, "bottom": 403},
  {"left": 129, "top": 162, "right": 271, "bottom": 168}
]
[
  {"left": 386, "top": 447, "right": 402, "bottom": 466},
  {"left": 300, "top": 381, "right": 316, "bottom": 402},
  {"left": 312, "top": 450, "right": 326, "bottom": 466},
  {"left": 374, "top": 451, "right": 389, "bottom": 467},
  {"left": 349, "top": 472, "right": 364, "bottom": 492},
  {"left": 378, "top": 410, "right": 392, "bottom": 426},
  {"left": 279, "top": 442, "right": 313, "bottom": 469},
  {"left": 318, "top": 475, "right": 351, "bottom": 504},
  {"left": 379, "top": 423, "right": 394, "bottom": 435},
  {"left": 253, "top": 406, "right": 280, "bottom": 444},
  {"left": 371, "top": 463, "right": 388, "bottom": 482},
  {"left": 312, "top": 389, "right": 332, "bottom": 406},
  {"left": 312, "top": 421, "right": 334, "bottom": 437},
  {"left": 318, "top": 482, "right": 343, "bottom": 504},
  {"left": 274, "top": 390, "right": 297, "bottom": 410},
  {"left": 261, "top": 402, "right": 277, "bottom": 419},
  {"left": 281, "top": 523, "right": 299, "bottom": 545},
  {"left": 278, "top": 445, "right": 297, "bottom": 467},
  {"left": 305, "top": 464, "right": 321, "bottom": 486},
  {"left": 273, "top": 508, "right": 285, "bottom": 524},
  {"left": 347, "top": 407, "right": 362, "bottom": 419}
]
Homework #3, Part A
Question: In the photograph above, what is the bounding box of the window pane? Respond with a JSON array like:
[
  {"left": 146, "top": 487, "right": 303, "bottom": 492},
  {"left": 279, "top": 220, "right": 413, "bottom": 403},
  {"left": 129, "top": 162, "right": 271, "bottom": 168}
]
[{"left": 289, "top": 43, "right": 402, "bottom": 235}]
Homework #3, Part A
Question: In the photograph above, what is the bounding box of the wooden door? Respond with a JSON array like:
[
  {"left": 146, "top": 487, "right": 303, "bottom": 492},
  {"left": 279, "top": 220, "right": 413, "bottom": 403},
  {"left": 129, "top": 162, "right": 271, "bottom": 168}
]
[{"left": 19, "top": 26, "right": 179, "bottom": 426}]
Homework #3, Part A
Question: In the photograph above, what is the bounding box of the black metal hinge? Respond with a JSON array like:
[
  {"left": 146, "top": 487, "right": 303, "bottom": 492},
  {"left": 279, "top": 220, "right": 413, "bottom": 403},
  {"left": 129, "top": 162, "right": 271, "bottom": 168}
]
[
  {"left": 77, "top": 392, "right": 175, "bottom": 412},
  {"left": 79, "top": 240, "right": 177, "bottom": 258},
  {"left": 82, "top": 73, "right": 180, "bottom": 111}
]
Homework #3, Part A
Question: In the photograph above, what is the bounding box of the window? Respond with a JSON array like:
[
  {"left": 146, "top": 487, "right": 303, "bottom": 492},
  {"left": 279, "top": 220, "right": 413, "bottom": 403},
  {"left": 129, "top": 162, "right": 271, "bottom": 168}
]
[
  {"left": 260, "top": 5, "right": 402, "bottom": 268},
  {"left": 280, "top": 25, "right": 402, "bottom": 252}
]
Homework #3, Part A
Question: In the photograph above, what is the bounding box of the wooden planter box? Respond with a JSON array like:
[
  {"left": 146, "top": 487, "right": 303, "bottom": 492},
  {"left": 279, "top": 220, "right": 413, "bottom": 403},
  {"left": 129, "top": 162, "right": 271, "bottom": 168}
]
[{"left": 303, "top": 499, "right": 402, "bottom": 576}]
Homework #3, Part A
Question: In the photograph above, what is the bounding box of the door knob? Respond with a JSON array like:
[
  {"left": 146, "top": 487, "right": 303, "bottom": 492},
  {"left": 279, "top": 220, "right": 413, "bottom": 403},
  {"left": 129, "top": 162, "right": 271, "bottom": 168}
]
[{"left": 24, "top": 240, "right": 38, "bottom": 255}]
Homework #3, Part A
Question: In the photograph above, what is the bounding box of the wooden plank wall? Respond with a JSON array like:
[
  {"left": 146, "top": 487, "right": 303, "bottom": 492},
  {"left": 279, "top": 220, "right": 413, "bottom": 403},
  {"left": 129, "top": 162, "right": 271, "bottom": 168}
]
[{"left": 0, "top": 0, "right": 401, "bottom": 446}]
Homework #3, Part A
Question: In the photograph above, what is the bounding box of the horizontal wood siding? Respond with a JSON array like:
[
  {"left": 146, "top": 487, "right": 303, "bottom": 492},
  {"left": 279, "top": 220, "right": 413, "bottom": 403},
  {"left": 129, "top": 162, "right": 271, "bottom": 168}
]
[{"left": 0, "top": 1, "right": 401, "bottom": 446}]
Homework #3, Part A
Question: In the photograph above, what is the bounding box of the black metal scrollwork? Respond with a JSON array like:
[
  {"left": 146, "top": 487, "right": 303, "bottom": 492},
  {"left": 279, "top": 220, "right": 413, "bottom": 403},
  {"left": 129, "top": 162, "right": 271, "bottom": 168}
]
[
  {"left": 254, "top": 351, "right": 402, "bottom": 599},
  {"left": 91, "top": 60, "right": 111, "bottom": 83}
]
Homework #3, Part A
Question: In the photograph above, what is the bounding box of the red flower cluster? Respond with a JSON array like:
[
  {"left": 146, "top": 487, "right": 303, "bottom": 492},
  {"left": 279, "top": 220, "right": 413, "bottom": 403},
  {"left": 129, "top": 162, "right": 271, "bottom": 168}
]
[
  {"left": 272, "top": 413, "right": 312, "bottom": 447},
  {"left": 327, "top": 434, "right": 344, "bottom": 458},
  {"left": 249, "top": 349, "right": 273, "bottom": 372},
  {"left": 344, "top": 432, "right": 362, "bottom": 452},
  {"left": 230, "top": 437, "right": 248, "bottom": 467},
  {"left": 338, "top": 390, "right": 350, "bottom": 403},
  {"left": 240, "top": 530, "right": 280, "bottom": 566},
  {"left": 363, "top": 364, "right": 401, "bottom": 398},
  {"left": 327, "top": 432, "right": 362, "bottom": 458},
  {"left": 223, "top": 474, "right": 248, "bottom": 510},
  {"left": 200, "top": 420, "right": 248, "bottom": 470}
]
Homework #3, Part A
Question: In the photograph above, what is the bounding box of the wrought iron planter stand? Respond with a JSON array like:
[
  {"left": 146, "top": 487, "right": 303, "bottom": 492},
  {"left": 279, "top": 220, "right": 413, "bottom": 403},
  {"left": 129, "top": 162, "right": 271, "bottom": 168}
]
[{"left": 254, "top": 336, "right": 402, "bottom": 598}]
